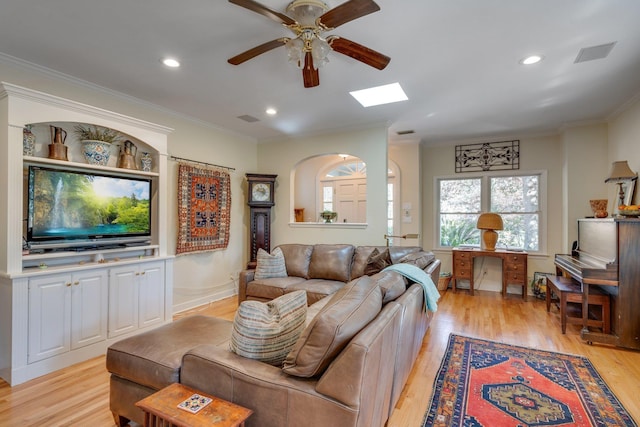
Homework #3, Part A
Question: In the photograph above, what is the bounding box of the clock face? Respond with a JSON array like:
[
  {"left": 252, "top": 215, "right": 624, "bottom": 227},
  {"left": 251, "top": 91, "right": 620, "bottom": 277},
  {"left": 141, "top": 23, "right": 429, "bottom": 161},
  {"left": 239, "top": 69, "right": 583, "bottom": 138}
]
[{"left": 252, "top": 182, "right": 271, "bottom": 202}]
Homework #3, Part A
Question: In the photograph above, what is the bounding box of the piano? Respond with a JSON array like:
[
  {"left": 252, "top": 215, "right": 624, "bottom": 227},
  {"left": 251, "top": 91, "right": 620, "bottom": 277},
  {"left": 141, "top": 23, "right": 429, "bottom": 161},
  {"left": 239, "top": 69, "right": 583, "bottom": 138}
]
[{"left": 555, "top": 218, "right": 640, "bottom": 350}]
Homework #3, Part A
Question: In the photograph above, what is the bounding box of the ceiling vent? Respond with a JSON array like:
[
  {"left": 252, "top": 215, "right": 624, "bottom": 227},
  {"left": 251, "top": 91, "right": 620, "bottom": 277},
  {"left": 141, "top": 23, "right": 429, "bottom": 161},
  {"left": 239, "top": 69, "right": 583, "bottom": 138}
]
[
  {"left": 237, "top": 114, "right": 260, "bottom": 123},
  {"left": 396, "top": 130, "right": 415, "bottom": 135},
  {"left": 575, "top": 42, "right": 616, "bottom": 63}
]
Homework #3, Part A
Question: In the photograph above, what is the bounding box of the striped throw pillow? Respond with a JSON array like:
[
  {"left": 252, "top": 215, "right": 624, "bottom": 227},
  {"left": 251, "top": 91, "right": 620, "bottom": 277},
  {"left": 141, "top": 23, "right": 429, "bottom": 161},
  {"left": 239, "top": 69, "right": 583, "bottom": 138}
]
[
  {"left": 230, "top": 290, "right": 307, "bottom": 366},
  {"left": 254, "top": 247, "right": 288, "bottom": 279}
]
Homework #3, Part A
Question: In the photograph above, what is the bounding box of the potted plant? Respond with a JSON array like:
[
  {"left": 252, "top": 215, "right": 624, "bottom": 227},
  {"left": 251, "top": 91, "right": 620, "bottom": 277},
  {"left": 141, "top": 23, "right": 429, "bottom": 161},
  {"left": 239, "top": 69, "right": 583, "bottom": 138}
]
[
  {"left": 319, "top": 210, "right": 338, "bottom": 223},
  {"left": 74, "top": 124, "right": 122, "bottom": 166}
]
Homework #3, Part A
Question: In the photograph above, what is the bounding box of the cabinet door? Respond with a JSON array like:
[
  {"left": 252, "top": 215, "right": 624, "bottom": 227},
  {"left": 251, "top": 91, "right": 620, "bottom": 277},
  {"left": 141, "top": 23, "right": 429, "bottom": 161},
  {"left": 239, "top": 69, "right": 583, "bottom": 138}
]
[
  {"left": 71, "top": 270, "right": 108, "bottom": 349},
  {"left": 138, "top": 261, "right": 165, "bottom": 329},
  {"left": 108, "top": 265, "right": 139, "bottom": 338},
  {"left": 28, "top": 273, "right": 72, "bottom": 363}
]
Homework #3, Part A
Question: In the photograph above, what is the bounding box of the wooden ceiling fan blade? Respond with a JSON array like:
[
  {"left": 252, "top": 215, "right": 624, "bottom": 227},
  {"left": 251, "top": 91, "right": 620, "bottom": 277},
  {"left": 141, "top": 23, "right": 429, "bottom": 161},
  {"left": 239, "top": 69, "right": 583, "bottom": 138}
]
[
  {"left": 319, "top": 0, "right": 380, "bottom": 29},
  {"left": 302, "top": 52, "right": 320, "bottom": 88},
  {"left": 228, "top": 38, "right": 287, "bottom": 65},
  {"left": 330, "top": 37, "right": 390, "bottom": 70},
  {"left": 228, "top": 0, "right": 296, "bottom": 26}
]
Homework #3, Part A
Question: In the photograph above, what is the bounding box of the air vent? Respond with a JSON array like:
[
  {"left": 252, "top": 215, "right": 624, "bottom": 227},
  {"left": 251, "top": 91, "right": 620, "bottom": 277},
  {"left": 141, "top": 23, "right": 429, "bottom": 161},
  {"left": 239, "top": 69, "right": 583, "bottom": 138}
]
[
  {"left": 237, "top": 115, "right": 260, "bottom": 123},
  {"left": 396, "top": 130, "right": 415, "bottom": 135},
  {"left": 575, "top": 42, "right": 616, "bottom": 63}
]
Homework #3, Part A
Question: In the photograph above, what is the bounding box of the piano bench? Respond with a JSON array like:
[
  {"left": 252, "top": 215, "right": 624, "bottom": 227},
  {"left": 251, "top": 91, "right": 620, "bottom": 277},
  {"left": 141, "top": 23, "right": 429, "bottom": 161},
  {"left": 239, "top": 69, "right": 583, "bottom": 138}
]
[{"left": 545, "top": 276, "right": 611, "bottom": 335}]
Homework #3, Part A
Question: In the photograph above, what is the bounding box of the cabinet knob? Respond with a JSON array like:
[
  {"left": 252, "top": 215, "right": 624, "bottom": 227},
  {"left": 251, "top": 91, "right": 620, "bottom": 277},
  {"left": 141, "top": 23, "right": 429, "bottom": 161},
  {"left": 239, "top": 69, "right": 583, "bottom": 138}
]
[
  {"left": 136, "top": 272, "right": 140, "bottom": 276},
  {"left": 141, "top": 271, "right": 146, "bottom": 275},
  {"left": 74, "top": 281, "right": 80, "bottom": 285},
  {"left": 66, "top": 282, "right": 72, "bottom": 287}
]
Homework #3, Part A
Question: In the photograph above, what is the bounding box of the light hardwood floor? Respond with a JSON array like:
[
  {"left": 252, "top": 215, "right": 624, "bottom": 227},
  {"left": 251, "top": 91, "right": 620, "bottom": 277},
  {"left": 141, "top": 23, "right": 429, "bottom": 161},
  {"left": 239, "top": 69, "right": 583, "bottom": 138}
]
[{"left": 1, "top": 290, "right": 639, "bottom": 426}]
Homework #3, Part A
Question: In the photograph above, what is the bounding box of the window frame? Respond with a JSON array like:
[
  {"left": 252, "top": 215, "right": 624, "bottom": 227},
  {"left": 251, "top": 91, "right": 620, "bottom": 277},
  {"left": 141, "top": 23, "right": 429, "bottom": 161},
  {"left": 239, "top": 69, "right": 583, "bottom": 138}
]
[{"left": 434, "top": 169, "right": 547, "bottom": 254}]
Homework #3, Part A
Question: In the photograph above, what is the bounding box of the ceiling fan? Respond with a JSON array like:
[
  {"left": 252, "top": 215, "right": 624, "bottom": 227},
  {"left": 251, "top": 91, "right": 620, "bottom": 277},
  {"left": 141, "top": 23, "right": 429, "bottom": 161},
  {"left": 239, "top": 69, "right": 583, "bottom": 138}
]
[{"left": 228, "top": 0, "right": 391, "bottom": 88}]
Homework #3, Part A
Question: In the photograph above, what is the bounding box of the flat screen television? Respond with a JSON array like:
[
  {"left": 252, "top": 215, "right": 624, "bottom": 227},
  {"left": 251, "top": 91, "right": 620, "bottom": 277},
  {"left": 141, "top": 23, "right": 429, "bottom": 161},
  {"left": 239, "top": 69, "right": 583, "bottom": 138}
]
[{"left": 27, "top": 165, "right": 152, "bottom": 249}]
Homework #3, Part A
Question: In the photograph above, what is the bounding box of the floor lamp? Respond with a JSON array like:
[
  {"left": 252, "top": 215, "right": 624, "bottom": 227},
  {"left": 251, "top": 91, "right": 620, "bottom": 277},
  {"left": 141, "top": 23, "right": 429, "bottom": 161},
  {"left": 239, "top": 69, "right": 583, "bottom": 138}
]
[{"left": 384, "top": 233, "right": 419, "bottom": 247}]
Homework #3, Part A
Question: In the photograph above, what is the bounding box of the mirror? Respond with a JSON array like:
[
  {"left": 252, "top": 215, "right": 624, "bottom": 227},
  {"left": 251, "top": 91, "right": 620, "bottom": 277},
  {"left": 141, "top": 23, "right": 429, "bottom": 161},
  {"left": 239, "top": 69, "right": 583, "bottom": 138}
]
[{"left": 293, "top": 153, "right": 366, "bottom": 223}]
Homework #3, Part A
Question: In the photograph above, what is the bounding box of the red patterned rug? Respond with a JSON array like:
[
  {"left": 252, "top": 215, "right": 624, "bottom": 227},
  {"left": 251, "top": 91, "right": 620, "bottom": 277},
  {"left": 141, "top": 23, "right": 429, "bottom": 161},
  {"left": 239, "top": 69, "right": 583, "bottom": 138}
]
[{"left": 423, "top": 334, "right": 636, "bottom": 427}]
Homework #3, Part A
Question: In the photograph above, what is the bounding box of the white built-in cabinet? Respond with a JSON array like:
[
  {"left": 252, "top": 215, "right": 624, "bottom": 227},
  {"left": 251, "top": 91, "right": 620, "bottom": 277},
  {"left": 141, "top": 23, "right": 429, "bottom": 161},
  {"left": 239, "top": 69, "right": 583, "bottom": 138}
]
[
  {"left": 28, "top": 269, "right": 108, "bottom": 363},
  {"left": 108, "top": 261, "right": 165, "bottom": 338},
  {"left": 0, "top": 82, "right": 174, "bottom": 386}
]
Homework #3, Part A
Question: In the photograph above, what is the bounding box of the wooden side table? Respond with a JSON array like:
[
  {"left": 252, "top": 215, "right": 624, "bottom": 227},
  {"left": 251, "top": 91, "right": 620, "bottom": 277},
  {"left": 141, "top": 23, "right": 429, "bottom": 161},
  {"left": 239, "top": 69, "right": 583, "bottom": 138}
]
[{"left": 136, "top": 383, "right": 253, "bottom": 427}]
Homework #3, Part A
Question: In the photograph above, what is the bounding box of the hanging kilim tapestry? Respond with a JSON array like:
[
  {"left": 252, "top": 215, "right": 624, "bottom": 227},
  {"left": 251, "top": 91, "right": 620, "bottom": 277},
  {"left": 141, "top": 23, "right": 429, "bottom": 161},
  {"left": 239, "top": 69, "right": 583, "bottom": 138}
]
[
  {"left": 177, "top": 163, "right": 231, "bottom": 254},
  {"left": 455, "top": 140, "right": 520, "bottom": 172}
]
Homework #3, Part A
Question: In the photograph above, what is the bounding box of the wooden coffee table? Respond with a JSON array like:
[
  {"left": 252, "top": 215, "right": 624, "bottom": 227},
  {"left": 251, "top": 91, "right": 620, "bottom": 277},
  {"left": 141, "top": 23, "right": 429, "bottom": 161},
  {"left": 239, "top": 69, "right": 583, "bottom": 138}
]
[{"left": 136, "top": 383, "right": 253, "bottom": 427}]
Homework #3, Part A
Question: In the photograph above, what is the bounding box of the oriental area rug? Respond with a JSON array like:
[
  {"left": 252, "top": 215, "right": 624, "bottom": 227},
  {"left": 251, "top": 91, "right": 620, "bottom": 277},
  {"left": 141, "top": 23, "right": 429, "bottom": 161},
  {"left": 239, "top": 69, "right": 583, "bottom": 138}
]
[
  {"left": 423, "top": 334, "right": 636, "bottom": 427},
  {"left": 176, "top": 163, "right": 231, "bottom": 254}
]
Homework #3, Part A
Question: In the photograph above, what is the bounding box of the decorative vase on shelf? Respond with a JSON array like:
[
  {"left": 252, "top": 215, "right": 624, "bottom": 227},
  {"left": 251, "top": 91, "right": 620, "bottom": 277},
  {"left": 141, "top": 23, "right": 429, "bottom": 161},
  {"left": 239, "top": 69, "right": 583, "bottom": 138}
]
[
  {"left": 140, "top": 152, "right": 152, "bottom": 172},
  {"left": 23, "top": 125, "right": 36, "bottom": 156},
  {"left": 82, "top": 140, "right": 113, "bottom": 166}
]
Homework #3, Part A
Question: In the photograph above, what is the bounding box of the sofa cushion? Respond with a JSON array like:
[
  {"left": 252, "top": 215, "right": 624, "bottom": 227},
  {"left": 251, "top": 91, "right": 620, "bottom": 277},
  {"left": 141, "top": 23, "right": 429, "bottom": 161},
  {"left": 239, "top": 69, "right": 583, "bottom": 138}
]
[
  {"left": 283, "top": 275, "right": 382, "bottom": 378},
  {"left": 230, "top": 290, "right": 307, "bottom": 366},
  {"left": 350, "top": 246, "right": 378, "bottom": 279},
  {"left": 246, "top": 276, "right": 307, "bottom": 300},
  {"left": 399, "top": 250, "right": 435, "bottom": 269},
  {"left": 364, "top": 248, "right": 392, "bottom": 276},
  {"left": 278, "top": 244, "right": 313, "bottom": 278},
  {"left": 288, "top": 279, "right": 346, "bottom": 305},
  {"left": 308, "top": 244, "right": 355, "bottom": 282},
  {"left": 387, "top": 246, "right": 421, "bottom": 264},
  {"left": 106, "top": 315, "right": 232, "bottom": 390},
  {"left": 370, "top": 270, "right": 407, "bottom": 304},
  {"left": 254, "top": 247, "right": 288, "bottom": 280}
]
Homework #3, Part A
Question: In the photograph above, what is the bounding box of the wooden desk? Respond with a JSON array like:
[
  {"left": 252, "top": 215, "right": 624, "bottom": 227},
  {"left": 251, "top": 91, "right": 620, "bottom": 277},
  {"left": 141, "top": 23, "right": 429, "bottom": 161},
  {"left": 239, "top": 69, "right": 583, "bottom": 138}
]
[
  {"left": 452, "top": 248, "right": 528, "bottom": 300},
  {"left": 136, "top": 383, "right": 253, "bottom": 427}
]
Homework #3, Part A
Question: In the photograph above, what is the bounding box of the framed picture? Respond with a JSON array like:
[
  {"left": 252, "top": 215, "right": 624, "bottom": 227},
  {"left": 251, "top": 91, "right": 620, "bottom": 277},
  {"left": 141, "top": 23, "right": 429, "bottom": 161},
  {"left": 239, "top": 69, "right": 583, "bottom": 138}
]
[
  {"left": 531, "top": 272, "right": 554, "bottom": 300},
  {"left": 623, "top": 178, "right": 636, "bottom": 206}
]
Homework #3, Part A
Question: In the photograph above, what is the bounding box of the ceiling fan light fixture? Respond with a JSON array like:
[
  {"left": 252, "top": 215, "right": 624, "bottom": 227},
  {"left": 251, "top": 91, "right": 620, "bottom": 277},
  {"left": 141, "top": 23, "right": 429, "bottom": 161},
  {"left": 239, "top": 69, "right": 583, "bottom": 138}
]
[
  {"left": 311, "top": 37, "right": 330, "bottom": 69},
  {"left": 286, "top": 0, "right": 328, "bottom": 26},
  {"left": 286, "top": 37, "right": 305, "bottom": 69}
]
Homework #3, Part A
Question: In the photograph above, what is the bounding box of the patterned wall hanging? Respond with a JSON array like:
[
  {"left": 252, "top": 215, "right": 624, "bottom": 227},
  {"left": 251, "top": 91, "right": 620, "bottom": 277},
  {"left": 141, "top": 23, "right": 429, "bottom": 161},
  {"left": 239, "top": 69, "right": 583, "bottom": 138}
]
[
  {"left": 455, "top": 140, "right": 520, "bottom": 173},
  {"left": 177, "top": 163, "right": 231, "bottom": 254}
]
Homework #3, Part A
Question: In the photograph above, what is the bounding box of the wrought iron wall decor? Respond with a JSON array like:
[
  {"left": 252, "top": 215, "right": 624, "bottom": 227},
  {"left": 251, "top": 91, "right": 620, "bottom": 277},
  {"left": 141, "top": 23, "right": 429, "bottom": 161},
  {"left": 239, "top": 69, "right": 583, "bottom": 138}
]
[{"left": 455, "top": 140, "right": 520, "bottom": 173}]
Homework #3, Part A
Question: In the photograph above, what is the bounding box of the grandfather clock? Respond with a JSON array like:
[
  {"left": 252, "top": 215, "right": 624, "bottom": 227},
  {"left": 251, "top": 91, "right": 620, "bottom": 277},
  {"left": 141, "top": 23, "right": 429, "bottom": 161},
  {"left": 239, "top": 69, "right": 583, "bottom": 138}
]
[{"left": 246, "top": 173, "right": 277, "bottom": 269}]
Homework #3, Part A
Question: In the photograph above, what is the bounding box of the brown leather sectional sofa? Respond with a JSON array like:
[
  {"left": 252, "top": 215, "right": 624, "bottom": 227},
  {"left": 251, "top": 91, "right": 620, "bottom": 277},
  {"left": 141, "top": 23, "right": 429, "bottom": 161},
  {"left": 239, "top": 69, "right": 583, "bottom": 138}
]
[{"left": 106, "top": 244, "right": 440, "bottom": 427}]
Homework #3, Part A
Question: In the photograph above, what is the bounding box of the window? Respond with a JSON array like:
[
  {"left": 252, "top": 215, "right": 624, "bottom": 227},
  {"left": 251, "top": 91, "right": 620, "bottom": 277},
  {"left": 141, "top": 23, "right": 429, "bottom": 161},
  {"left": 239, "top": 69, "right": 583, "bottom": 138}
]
[{"left": 437, "top": 172, "right": 545, "bottom": 252}]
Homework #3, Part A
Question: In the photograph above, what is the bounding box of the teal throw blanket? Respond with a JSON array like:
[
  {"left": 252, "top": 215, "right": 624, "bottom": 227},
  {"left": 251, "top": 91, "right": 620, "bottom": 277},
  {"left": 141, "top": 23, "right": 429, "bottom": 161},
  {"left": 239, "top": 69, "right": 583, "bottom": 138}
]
[{"left": 383, "top": 263, "right": 440, "bottom": 312}]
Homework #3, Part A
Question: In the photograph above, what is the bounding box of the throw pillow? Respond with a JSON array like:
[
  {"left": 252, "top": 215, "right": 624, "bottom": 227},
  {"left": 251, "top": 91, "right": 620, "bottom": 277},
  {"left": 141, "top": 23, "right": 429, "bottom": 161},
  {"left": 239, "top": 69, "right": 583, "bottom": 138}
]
[
  {"left": 370, "top": 270, "right": 406, "bottom": 304},
  {"left": 230, "top": 290, "right": 307, "bottom": 366},
  {"left": 398, "top": 251, "right": 435, "bottom": 270},
  {"left": 282, "top": 275, "right": 382, "bottom": 378},
  {"left": 364, "top": 248, "right": 392, "bottom": 276},
  {"left": 254, "top": 247, "right": 288, "bottom": 280}
]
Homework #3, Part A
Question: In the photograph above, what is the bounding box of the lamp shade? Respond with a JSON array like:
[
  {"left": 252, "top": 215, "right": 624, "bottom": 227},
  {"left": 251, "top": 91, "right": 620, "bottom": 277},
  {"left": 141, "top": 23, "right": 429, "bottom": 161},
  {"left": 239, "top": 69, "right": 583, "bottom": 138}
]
[
  {"left": 605, "top": 161, "right": 637, "bottom": 182},
  {"left": 476, "top": 213, "right": 503, "bottom": 230}
]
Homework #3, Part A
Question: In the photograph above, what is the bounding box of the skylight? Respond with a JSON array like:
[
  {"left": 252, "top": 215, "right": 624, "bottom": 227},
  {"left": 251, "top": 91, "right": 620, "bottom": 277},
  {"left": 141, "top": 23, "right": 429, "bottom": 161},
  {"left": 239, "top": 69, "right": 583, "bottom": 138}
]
[{"left": 349, "top": 83, "right": 408, "bottom": 107}]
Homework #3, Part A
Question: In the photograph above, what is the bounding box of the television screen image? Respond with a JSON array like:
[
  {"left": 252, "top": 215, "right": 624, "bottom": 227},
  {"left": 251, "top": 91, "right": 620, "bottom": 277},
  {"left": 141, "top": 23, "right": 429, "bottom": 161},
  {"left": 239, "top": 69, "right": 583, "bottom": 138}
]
[{"left": 27, "top": 166, "right": 152, "bottom": 246}]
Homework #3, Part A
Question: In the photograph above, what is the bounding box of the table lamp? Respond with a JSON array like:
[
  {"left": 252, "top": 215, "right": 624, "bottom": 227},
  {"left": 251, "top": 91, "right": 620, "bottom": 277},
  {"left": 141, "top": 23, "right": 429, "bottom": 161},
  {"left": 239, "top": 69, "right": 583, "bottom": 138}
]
[
  {"left": 605, "top": 160, "right": 637, "bottom": 208},
  {"left": 477, "top": 213, "right": 503, "bottom": 251}
]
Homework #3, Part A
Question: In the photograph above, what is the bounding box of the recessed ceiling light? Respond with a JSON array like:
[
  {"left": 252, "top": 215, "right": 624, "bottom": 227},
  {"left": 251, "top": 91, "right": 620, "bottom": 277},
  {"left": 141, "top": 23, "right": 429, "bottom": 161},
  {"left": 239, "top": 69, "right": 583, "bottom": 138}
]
[
  {"left": 265, "top": 107, "right": 277, "bottom": 115},
  {"left": 520, "top": 55, "right": 543, "bottom": 65},
  {"left": 349, "top": 83, "right": 408, "bottom": 107},
  {"left": 161, "top": 58, "right": 180, "bottom": 68}
]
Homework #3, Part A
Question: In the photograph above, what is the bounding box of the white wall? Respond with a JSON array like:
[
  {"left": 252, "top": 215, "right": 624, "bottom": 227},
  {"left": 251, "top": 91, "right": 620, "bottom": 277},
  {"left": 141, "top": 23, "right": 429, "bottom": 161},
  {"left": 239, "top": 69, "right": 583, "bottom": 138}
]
[
  {"left": 389, "top": 142, "right": 421, "bottom": 246},
  {"left": 258, "top": 126, "right": 388, "bottom": 247},
  {"left": 0, "top": 56, "right": 258, "bottom": 313},
  {"left": 422, "top": 135, "right": 566, "bottom": 293},
  {"left": 608, "top": 96, "right": 640, "bottom": 199},
  {"left": 560, "top": 123, "right": 609, "bottom": 251}
]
